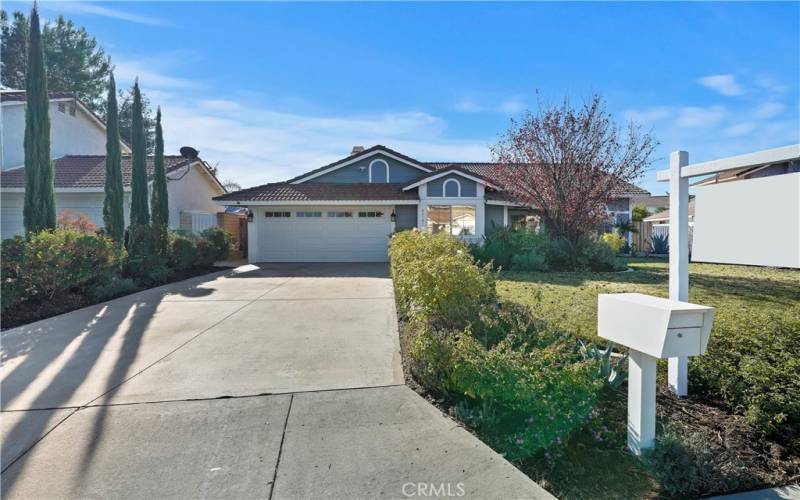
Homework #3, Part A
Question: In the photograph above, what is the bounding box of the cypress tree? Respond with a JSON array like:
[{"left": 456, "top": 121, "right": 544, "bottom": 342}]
[
  {"left": 102, "top": 73, "right": 125, "bottom": 242},
  {"left": 150, "top": 107, "right": 168, "bottom": 227},
  {"left": 129, "top": 79, "right": 149, "bottom": 227},
  {"left": 150, "top": 107, "right": 169, "bottom": 255},
  {"left": 23, "top": 4, "right": 56, "bottom": 233}
]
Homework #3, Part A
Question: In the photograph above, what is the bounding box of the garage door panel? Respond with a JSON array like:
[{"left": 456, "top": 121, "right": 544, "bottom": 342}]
[{"left": 255, "top": 206, "right": 395, "bottom": 262}]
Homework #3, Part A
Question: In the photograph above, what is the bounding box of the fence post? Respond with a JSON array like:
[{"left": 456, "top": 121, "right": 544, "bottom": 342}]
[{"left": 668, "top": 151, "right": 690, "bottom": 396}]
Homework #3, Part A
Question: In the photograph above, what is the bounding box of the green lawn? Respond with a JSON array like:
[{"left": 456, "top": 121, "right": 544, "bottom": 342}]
[
  {"left": 498, "top": 258, "right": 800, "bottom": 344},
  {"left": 497, "top": 258, "right": 800, "bottom": 499}
]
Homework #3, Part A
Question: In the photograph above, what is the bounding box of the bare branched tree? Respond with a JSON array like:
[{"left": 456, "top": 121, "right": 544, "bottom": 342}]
[
  {"left": 491, "top": 95, "right": 657, "bottom": 246},
  {"left": 222, "top": 179, "right": 241, "bottom": 192}
]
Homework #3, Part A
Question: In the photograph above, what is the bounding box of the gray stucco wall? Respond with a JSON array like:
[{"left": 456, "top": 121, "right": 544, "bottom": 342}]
[
  {"left": 426, "top": 174, "right": 477, "bottom": 197},
  {"left": 606, "top": 198, "right": 630, "bottom": 212},
  {"left": 311, "top": 153, "right": 424, "bottom": 183},
  {"left": 485, "top": 205, "right": 505, "bottom": 233},
  {"left": 394, "top": 205, "right": 418, "bottom": 231}
]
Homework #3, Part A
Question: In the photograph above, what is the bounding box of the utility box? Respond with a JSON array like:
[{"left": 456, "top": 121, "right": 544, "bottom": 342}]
[
  {"left": 598, "top": 293, "right": 716, "bottom": 358},
  {"left": 597, "top": 293, "right": 716, "bottom": 455}
]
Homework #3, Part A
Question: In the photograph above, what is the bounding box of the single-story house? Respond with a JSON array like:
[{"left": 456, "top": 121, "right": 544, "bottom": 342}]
[
  {"left": 213, "top": 145, "right": 649, "bottom": 263},
  {"left": 0, "top": 152, "right": 226, "bottom": 239}
]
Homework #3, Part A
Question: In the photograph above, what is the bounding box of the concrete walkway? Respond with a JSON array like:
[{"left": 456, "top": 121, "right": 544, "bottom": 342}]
[{"left": 1, "top": 263, "right": 551, "bottom": 499}]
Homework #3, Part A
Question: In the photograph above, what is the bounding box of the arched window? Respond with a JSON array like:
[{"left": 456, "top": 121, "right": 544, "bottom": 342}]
[
  {"left": 369, "top": 159, "right": 389, "bottom": 183},
  {"left": 443, "top": 178, "right": 461, "bottom": 197}
]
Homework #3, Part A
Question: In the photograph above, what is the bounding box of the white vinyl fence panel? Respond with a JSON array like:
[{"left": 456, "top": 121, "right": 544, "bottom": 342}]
[{"left": 182, "top": 211, "right": 217, "bottom": 234}]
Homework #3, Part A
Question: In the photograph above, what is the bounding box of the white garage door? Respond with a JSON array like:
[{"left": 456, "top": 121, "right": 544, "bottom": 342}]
[{"left": 255, "top": 206, "right": 393, "bottom": 262}]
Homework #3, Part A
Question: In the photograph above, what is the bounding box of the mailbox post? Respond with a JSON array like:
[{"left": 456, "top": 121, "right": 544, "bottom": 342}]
[{"left": 598, "top": 293, "right": 715, "bottom": 455}]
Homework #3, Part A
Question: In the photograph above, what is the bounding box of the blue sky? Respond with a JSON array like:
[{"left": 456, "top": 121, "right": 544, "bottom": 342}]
[{"left": 16, "top": 1, "right": 800, "bottom": 193}]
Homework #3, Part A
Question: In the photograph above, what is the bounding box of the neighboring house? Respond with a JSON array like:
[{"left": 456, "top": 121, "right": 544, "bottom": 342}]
[
  {"left": 0, "top": 90, "right": 131, "bottom": 170},
  {"left": 0, "top": 153, "right": 226, "bottom": 239},
  {"left": 214, "top": 145, "right": 649, "bottom": 263},
  {"left": 633, "top": 195, "right": 670, "bottom": 215},
  {"left": 691, "top": 159, "right": 799, "bottom": 187},
  {"left": 642, "top": 199, "right": 694, "bottom": 228}
]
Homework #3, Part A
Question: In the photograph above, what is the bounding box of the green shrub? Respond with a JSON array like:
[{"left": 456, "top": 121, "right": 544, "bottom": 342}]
[
  {"left": 169, "top": 233, "right": 198, "bottom": 271},
  {"left": 125, "top": 225, "right": 170, "bottom": 286},
  {"left": 472, "top": 227, "right": 546, "bottom": 270},
  {"left": 389, "top": 230, "right": 496, "bottom": 330},
  {"left": 408, "top": 324, "right": 603, "bottom": 459},
  {"left": 510, "top": 250, "right": 548, "bottom": 271},
  {"left": 1, "top": 230, "right": 125, "bottom": 312},
  {"left": 689, "top": 312, "right": 800, "bottom": 451},
  {"left": 632, "top": 204, "right": 649, "bottom": 222},
  {"left": 199, "top": 227, "right": 233, "bottom": 261},
  {"left": 88, "top": 276, "right": 138, "bottom": 302}
]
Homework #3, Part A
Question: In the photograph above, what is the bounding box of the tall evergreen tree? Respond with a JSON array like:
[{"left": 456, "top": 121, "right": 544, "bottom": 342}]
[
  {"left": 117, "top": 87, "right": 156, "bottom": 153},
  {"left": 129, "top": 79, "right": 149, "bottom": 227},
  {"left": 23, "top": 4, "right": 56, "bottom": 234},
  {"left": 0, "top": 10, "right": 29, "bottom": 89},
  {"left": 103, "top": 73, "right": 125, "bottom": 242},
  {"left": 150, "top": 107, "right": 169, "bottom": 254}
]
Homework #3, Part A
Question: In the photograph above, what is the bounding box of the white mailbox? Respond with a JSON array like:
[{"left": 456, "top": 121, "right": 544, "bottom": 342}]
[
  {"left": 598, "top": 293, "right": 715, "bottom": 358},
  {"left": 597, "top": 293, "right": 716, "bottom": 455}
]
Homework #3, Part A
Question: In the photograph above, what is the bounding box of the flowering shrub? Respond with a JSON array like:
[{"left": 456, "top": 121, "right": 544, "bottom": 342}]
[
  {"left": 1, "top": 229, "right": 125, "bottom": 312},
  {"left": 57, "top": 210, "right": 98, "bottom": 234},
  {"left": 600, "top": 232, "right": 626, "bottom": 253}
]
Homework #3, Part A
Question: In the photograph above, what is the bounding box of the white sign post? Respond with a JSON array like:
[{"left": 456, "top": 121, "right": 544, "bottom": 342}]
[
  {"left": 668, "top": 151, "right": 690, "bottom": 396},
  {"left": 656, "top": 144, "right": 800, "bottom": 396}
]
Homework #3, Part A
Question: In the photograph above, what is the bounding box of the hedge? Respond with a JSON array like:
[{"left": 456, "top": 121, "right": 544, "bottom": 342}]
[{"left": 390, "top": 229, "right": 606, "bottom": 458}]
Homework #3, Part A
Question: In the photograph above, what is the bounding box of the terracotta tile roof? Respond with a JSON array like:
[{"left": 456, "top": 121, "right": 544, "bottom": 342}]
[
  {"left": 0, "top": 90, "right": 76, "bottom": 102},
  {"left": 283, "top": 144, "right": 430, "bottom": 183},
  {"left": 214, "top": 183, "right": 418, "bottom": 202},
  {"left": 220, "top": 146, "right": 650, "bottom": 202},
  {"left": 1, "top": 155, "right": 192, "bottom": 189},
  {"left": 403, "top": 164, "right": 496, "bottom": 188},
  {"left": 426, "top": 162, "right": 650, "bottom": 197}
]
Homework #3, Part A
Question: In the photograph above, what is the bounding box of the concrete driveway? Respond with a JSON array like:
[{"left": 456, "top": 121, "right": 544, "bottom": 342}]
[{"left": 1, "top": 263, "right": 551, "bottom": 499}]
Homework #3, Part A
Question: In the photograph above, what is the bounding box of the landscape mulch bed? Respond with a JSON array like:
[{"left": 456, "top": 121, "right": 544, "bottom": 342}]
[
  {"left": 656, "top": 388, "right": 800, "bottom": 495},
  {"left": 1, "top": 265, "right": 230, "bottom": 331}
]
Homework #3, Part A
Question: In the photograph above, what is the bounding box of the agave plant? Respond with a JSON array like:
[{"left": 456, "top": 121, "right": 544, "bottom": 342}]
[
  {"left": 650, "top": 233, "right": 669, "bottom": 254},
  {"left": 579, "top": 340, "right": 628, "bottom": 389}
]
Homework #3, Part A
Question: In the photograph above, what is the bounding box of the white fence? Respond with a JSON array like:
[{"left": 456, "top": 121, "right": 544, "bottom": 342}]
[
  {"left": 652, "top": 224, "right": 669, "bottom": 239},
  {"left": 181, "top": 211, "right": 217, "bottom": 234}
]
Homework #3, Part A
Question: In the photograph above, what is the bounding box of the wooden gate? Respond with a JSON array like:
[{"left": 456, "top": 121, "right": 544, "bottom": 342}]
[{"left": 217, "top": 212, "right": 248, "bottom": 260}]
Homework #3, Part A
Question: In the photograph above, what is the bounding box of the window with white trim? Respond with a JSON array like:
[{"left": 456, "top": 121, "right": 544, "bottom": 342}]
[
  {"left": 369, "top": 159, "right": 389, "bottom": 183},
  {"left": 296, "top": 211, "right": 322, "bottom": 217},
  {"left": 327, "top": 211, "right": 353, "bottom": 218},
  {"left": 265, "top": 211, "right": 291, "bottom": 217},
  {"left": 442, "top": 178, "right": 461, "bottom": 197},
  {"left": 426, "top": 205, "right": 476, "bottom": 236},
  {"left": 358, "top": 211, "right": 384, "bottom": 218}
]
